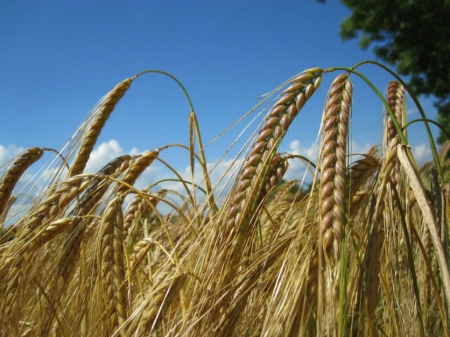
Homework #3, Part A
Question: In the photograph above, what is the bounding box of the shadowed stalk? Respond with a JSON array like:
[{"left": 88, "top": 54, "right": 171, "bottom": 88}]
[{"left": 397, "top": 144, "right": 450, "bottom": 314}]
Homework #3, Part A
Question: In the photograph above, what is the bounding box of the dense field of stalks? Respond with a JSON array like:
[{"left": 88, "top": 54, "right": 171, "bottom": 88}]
[{"left": 1, "top": 63, "right": 449, "bottom": 336}]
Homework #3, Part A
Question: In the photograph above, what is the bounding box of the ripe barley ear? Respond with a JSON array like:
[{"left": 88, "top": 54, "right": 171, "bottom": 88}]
[
  {"left": 68, "top": 78, "right": 134, "bottom": 177},
  {"left": 319, "top": 73, "right": 352, "bottom": 255},
  {"left": 0, "top": 147, "right": 43, "bottom": 215}
]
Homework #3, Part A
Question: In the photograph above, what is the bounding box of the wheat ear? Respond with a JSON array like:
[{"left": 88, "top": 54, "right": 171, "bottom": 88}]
[
  {"left": 16, "top": 176, "right": 90, "bottom": 239},
  {"left": 0, "top": 147, "right": 43, "bottom": 215},
  {"left": 100, "top": 195, "right": 128, "bottom": 335},
  {"left": 117, "top": 150, "right": 159, "bottom": 194},
  {"left": 347, "top": 154, "right": 380, "bottom": 222},
  {"left": 385, "top": 81, "right": 406, "bottom": 206},
  {"left": 386, "top": 81, "right": 405, "bottom": 143},
  {"left": 320, "top": 73, "right": 352, "bottom": 253},
  {"left": 68, "top": 78, "right": 134, "bottom": 177},
  {"left": 55, "top": 155, "right": 134, "bottom": 282},
  {"left": 124, "top": 188, "right": 168, "bottom": 233},
  {"left": 97, "top": 151, "right": 159, "bottom": 334},
  {"left": 226, "top": 68, "right": 322, "bottom": 232}
]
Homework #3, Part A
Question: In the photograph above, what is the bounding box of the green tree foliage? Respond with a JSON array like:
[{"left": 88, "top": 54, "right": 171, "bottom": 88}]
[{"left": 325, "top": 0, "right": 450, "bottom": 143}]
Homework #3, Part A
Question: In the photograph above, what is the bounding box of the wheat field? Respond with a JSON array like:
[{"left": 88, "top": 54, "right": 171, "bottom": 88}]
[{"left": 0, "top": 63, "right": 449, "bottom": 336}]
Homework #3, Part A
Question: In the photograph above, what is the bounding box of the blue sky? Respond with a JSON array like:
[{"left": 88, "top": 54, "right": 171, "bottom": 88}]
[{"left": 0, "top": 1, "right": 439, "bottom": 197}]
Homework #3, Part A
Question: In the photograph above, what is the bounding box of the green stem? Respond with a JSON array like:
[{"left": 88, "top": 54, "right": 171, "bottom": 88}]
[
  {"left": 327, "top": 67, "right": 407, "bottom": 145},
  {"left": 349, "top": 60, "right": 443, "bottom": 183},
  {"left": 155, "top": 178, "right": 208, "bottom": 196},
  {"left": 135, "top": 70, "right": 194, "bottom": 112},
  {"left": 403, "top": 118, "right": 450, "bottom": 143}
]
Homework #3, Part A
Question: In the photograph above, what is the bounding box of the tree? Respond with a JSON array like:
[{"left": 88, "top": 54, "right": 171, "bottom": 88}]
[{"left": 324, "top": 0, "right": 450, "bottom": 143}]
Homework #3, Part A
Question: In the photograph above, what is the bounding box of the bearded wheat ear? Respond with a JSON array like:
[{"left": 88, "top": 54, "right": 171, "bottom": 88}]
[
  {"left": 319, "top": 73, "right": 352, "bottom": 255},
  {"left": 96, "top": 150, "right": 160, "bottom": 334},
  {"left": 385, "top": 81, "right": 406, "bottom": 208},
  {"left": 68, "top": 78, "right": 134, "bottom": 177},
  {"left": 123, "top": 188, "right": 168, "bottom": 236},
  {"left": 226, "top": 67, "right": 323, "bottom": 234},
  {"left": 0, "top": 147, "right": 43, "bottom": 216},
  {"left": 99, "top": 195, "right": 128, "bottom": 335}
]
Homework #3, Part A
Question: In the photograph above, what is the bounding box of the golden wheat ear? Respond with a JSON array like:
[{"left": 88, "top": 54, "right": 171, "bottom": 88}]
[
  {"left": 68, "top": 77, "right": 134, "bottom": 178},
  {"left": 0, "top": 147, "right": 43, "bottom": 216},
  {"left": 319, "top": 73, "right": 352, "bottom": 255},
  {"left": 226, "top": 67, "right": 323, "bottom": 233}
]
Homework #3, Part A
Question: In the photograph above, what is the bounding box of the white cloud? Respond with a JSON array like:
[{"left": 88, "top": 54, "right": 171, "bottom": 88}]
[
  {"left": 282, "top": 139, "right": 373, "bottom": 182},
  {"left": 152, "top": 158, "right": 242, "bottom": 200},
  {"left": 412, "top": 143, "right": 432, "bottom": 163},
  {"left": 84, "top": 139, "right": 124, "bottom": 173},
  {"left": 347, "top": 140, "right": 373, "bottom": 157},
  {"left": 407, "top": 107, "right": 418, "bottom": 116}
]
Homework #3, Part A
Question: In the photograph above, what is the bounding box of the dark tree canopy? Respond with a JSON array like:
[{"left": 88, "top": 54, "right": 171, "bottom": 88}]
[{"left": 329, "top": 0, "right": 450, "bottom": 143}]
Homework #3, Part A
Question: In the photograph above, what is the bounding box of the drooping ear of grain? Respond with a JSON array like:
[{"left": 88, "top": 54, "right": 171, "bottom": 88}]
[
  {"left": 0, "top": 147, "right": 43, "bottom": 216},
  {"left": 96, "top": 151, "right": 159, "bottom": 334},
  {"left": 55, "top": 155, "right": 135, "bottom": 284},
  {"left": 319, "top": 73, "right": 352, "bottom": 253},
  {"left": 16, "top": 176, "right": 90, "bottom": 240},
  {"left": 117, "top": 150, "right": 159, "bottom": 194},
  {"left": 68, "top": 78, "right": 134, "bottom": 177},
  {"left": 226, "top": 68, "right": 323, "bottom": 232},
  {"left": 347, "top": 154, "right": 380, "bottom": 222},
  {"left": 347, "top": 154, "right": 379, "bottom": 200}
]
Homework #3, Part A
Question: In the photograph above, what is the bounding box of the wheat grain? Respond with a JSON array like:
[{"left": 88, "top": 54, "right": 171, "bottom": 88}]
[{"left": 117, "top": 151, "right": 159, "bottom": 194}]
